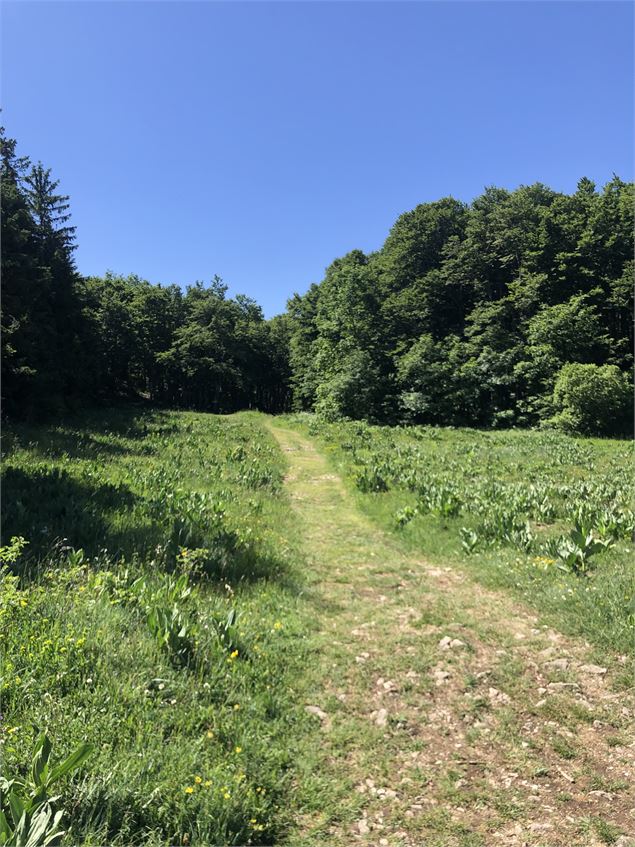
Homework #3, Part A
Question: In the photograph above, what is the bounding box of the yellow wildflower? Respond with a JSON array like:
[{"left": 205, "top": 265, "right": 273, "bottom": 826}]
[
  {"left": 234, "top": 746, "right": 242, "bottom": 754},
  {"left": 273, "top": 621, "right": 282, "bottom": 630},
  {"left": 184, "top": 786, "right": 194, "bottom": 794},
  {"left": 194, "top": 776, "right": 202, "bottom": 784}
]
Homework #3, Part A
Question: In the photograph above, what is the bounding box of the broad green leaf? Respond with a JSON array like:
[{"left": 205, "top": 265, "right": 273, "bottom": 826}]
[
  {"left": 0, "top": 809, "right": 12, "bottom": 844},
  {"left": 48, "top": 743, "right": 93, "bottom": 784},
  {"left": 31, "top": 735, "right": 52, "bottom": 788},
  {"left": 41, "top": 811, "right": 65, "bottom": 847},
  {"left": 7, "top": 793, "right": 24, "bottom": 829},
  {"left": 23, "top": 804, "right": 52, "bottom": 847},
  {"left": 12, "top": 810, "right": 29, "bottom": 847}
]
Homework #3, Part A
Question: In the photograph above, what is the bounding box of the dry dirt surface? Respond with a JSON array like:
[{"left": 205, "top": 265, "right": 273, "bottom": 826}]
[{"left": 269, "top": 422, "right": 635, "bottom": 847}]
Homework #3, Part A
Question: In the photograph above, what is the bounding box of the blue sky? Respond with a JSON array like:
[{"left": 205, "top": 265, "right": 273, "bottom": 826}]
[{"left": 2, "top": 1, "right": 633, "bottom": 317}]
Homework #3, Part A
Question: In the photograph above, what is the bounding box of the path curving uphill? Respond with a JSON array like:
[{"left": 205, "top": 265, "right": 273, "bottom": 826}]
[{"left": 269, "top": 421, "right": 635, "bottom": 847}]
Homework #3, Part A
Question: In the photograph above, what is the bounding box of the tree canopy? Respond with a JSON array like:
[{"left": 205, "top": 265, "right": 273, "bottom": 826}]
[
  {"left": 2, "top": 126, "right": 632, "bottom": 435},
  {"left": 285, "top": 176, "right": 633, "bottom": 435}
]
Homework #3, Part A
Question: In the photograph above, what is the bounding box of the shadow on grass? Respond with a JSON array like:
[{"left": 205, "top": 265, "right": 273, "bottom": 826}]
[
  {"left": 1, "top": 465, "right": 299, "bottom": 590},
  {"left": 1, "top": 466, "right": 140, "bottom": 563},
  {"left": 1, "top": 407, "right": 180, "bottom": 463}
]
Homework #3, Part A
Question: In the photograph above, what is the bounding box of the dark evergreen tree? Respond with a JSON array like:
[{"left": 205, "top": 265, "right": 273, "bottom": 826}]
[{"left": 0, "top": 128, "right": 41, "bottom": 416}]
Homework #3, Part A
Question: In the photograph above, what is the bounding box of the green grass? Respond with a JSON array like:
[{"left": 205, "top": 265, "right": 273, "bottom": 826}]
[
  {"left": 582, "top": 816, "right": 624, "bottom": 844},
  {"left": 3, "top": 409, "right": 633, "bottom": 845},
  {"left": 283, "top": 414, "right": 635, "bottom": 655},
  {"left": 1, "top": 409, "right": 313, "bottom": 845}
]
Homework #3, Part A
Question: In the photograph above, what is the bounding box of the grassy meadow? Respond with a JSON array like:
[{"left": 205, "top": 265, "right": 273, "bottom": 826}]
[
  {"left": 2, "top": 409, "right": 633, "bottom": 845},
  {"left": 1, "top": 409, "right": 313, "bottom": 846},
  {"left": 287, "top": 415, "right": 635, "bottom": 657}
]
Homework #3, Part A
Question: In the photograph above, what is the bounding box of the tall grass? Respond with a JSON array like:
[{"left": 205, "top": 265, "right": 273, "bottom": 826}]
[{"left": 1, "top": 410, "right": 312, "bottom": 845}]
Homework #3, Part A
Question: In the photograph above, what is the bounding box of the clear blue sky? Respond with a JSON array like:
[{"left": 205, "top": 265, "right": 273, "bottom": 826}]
[{"left": 2, "top": 1, "right": 633, "bottom": 317}]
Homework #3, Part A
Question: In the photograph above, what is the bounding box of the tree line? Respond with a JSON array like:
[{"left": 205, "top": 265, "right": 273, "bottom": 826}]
[
  {"left": 2, "top": 126, "right": 632, "bottom": 434},
  {"left": 1, "top": 128, "right": 291, "bottom": 419},
  {"left": 288, "top": 179, "right": 633, "bottom": 435}
]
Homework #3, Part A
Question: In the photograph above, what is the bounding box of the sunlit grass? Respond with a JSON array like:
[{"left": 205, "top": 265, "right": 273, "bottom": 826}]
[
  {"left": 284, "top": 414, "right": 635, "bottom": 655},
  {"left": 1, "top": 409, "right": 312, "bottom": 845}
]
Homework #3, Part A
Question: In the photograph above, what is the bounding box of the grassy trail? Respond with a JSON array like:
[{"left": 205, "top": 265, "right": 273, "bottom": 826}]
[{"left": 269, "top": 421, "right": 635, "bottom": 847}]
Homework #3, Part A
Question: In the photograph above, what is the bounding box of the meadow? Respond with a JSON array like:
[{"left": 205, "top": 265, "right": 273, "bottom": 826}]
[
  {"left": 1, "top": 409, "right": 312, "bottom": 846},
  {"left": 289, "top": 415, "right": 635, "bottom": 656},
  {"left": 2, "top": 410, "right": 633, "bottom": 846}
]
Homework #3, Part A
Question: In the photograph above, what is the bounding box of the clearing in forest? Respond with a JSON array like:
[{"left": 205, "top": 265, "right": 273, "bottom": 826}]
[{"left": 269, "top": 421, "right": 635, "bottom": 847}]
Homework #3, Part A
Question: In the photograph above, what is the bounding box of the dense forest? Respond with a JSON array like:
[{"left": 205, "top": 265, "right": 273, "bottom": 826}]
[
  {"left": 2, "top": 127, "right": 633, "bottom": 434},
  {"left": 0, "top": 128, "right": 291, "bottom": 418},
  {"left": 290, "top": 180, "right": 634, "bottom": 435}
]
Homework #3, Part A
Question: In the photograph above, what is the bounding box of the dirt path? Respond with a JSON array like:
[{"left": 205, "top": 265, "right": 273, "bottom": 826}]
[{"left": 269, "top": 422, "right": 635, "bottom": 847}]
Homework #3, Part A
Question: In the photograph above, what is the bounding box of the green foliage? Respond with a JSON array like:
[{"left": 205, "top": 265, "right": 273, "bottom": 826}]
[
  {"left": 1, "top": 409, "right": 286, "bottom": 582},
  {"left": 80, "top": 274, "right": 291, "bottom": 415},
  {"left": 548, "top": 363, "right": 633, "bottom": 436},
  {"left": 4, "top": 122, "right": 632, "bottom": 431},
  {"left": 311, "top": 251, "right": 392, "bottom": 422},
  {"left": 1, "top": 128, "right": 291, "bottom": 421},
  {"left": 132, "top": 572, "right": 198, "bottom": 667},
  {"left": 459, "top": 527, "right": 479, "bottom": 555},
  {"left": 286, "top": 177, "right": 633, "bottom": 434},
  {"left": 1, "top": 128, "right": 83, "bottom": 419},
  {"left": 1, "top": 411, "right": 309, "bottom": 845},
  {"left": 0, "top": 732, "right": 93, "bottom": 847},
  {"left": 397, "top": 334, "right": 482, "bottom": 426},
  {"left": 0, "top": 538, "right": 28, "bottom": 565},
  {"left": 549, "top": 527, "right": 613, "bottom": 575}
]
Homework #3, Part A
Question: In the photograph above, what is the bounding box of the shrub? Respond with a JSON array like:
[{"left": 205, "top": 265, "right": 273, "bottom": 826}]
[{"left": 547, "top": 363, "right": 633, "bottom": 436}]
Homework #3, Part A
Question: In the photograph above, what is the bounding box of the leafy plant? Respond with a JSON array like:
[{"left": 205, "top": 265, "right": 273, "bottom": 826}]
[
  {"left": 595, "top": 508, "right": 635, "bottom": 542},
  {"left": 146, "top": 604, "right": 196, "bottom": 667},
  {"left": 549, "top": 363, "right": 632, "bottom": 436},
  {"left": 132, "top": 573, "right": 197, "bottom": 667},
  {"left": 0, "top": 732, "right": 93, "bottom": 847},
  {"left": 550, "top": 527, "right": 613, "bottom": 575},
  {"left": 459, "top": 527, "right": 479, "bottom": 554},
  {"left": 0, "top": 410, "right": 308, "bottom": 846},
  {"left": 209, "top": 607, "right": 243, "bottom": 656},
  {"left": 0, "top": 538, "right": 29, "bottom": 567},
  {"left": 354, "top": 466, "right": 389, "bottom": 493},
  {"left": 395, "top": 506, "right": 418, "bottom": 528}
]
